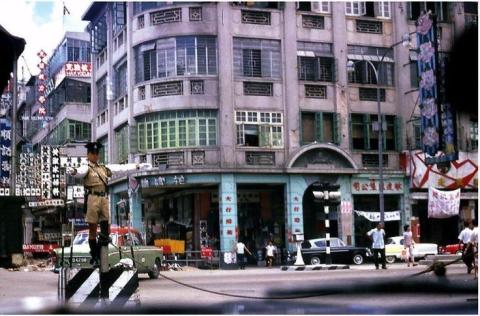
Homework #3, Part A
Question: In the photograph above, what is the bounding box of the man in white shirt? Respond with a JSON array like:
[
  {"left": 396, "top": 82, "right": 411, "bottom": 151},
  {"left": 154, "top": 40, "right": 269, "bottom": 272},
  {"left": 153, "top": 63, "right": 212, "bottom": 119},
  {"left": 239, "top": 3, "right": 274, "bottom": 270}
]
[
  {"left": 458, "top": 220, "right": 474, "bottom": 274},
  {"left": 468, "top": 219, "right": 478, "bottom": 278},
  {"left": 235, "top": 240, "right": 251, "bottom": 270},
  {"left": 265, "top": 241, "right": 276, "bottom": 268},
  {"left": 367, "top": 223, "right": 387, "bottom": 270}
]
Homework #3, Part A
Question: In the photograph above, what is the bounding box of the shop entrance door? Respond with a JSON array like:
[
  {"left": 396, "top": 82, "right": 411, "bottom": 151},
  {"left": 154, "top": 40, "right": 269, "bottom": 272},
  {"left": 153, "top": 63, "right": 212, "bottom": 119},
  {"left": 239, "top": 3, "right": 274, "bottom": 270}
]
[{"left": 237, "top": 184, "right": 285, "bottom": 265}]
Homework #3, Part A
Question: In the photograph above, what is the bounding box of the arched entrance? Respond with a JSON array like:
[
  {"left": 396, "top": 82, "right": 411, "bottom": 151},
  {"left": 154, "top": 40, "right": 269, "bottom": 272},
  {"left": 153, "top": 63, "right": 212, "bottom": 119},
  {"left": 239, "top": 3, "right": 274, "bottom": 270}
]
[{"left": 287, "top": 144, "right": 357, "bottom": 241}]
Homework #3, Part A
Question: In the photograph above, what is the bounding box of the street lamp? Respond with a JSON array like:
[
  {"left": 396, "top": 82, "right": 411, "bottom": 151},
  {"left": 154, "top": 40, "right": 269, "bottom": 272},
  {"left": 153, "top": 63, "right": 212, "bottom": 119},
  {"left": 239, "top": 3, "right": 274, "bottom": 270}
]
[{"left": 346, "top": 33, "right": 412, "bottom": 225}]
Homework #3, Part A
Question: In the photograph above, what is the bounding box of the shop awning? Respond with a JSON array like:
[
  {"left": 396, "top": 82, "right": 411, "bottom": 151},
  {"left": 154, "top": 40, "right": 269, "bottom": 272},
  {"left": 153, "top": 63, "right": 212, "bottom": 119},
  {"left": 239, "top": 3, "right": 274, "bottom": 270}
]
[{"left": 410, "top": 191, "right": 478, "bottom": 200}]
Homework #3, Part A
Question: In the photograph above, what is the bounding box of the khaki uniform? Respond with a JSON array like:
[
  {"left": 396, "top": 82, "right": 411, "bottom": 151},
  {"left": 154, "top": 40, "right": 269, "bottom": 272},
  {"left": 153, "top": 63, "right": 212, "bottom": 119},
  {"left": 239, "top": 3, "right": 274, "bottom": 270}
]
[{"left": 84, "top": 162, "right": 112, "bottom": 224}]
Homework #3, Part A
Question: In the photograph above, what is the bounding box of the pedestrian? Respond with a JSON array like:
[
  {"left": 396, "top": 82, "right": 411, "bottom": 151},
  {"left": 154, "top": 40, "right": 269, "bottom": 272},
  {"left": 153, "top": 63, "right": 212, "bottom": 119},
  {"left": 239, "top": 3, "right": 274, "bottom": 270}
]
[
  {"left": 468, "top": 219, "right": 478, "bottom": 279},
  {"left": 458, "top": 220, "right": 474, "bottom": 274},
  {"left": 67, "top": 142, "right": 151, "bottom": 266},
  {"left": 367, "top": 222, "right": 387, "bottom": 270},
  {"left": 403, "top": 225, "right": 417, "bottom": 267},
  {"left": 235, "top": 240, "right": 251, "bottom": 270},
  {"left": 265, "top": 240, "right": 276, "bottom": 268}
]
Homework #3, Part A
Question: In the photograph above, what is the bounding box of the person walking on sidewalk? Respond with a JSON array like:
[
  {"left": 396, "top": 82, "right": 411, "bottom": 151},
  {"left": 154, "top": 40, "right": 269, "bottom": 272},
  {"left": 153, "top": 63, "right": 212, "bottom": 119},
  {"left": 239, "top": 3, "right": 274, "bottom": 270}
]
[
  {"left": 403, "top": 225, "right": 417, "bottom": 267},
  {"left": 458, "top": 220, "right": 474, "bottom": 274},
  {"left": 367, "top": 223, "right": 387, "bottom": 270},
  {"left": 235, "top": 240, "right": 251, "bottom": 270},
  {"left": 468, "top": 219, "right": 478, "bottom": 279},
  {"left": 265, "top": 240, "right": 276, "bottom": 268}
]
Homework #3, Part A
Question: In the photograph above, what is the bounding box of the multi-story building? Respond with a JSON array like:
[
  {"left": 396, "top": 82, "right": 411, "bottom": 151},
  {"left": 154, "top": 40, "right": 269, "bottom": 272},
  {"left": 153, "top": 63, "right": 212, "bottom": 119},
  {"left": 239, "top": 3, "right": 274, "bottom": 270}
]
[
  {"left": 82, "top": 2, "right": 477, "bottom": 267},
  {"left": 18, "top": 32, "right": 92, "bottom": 246}
]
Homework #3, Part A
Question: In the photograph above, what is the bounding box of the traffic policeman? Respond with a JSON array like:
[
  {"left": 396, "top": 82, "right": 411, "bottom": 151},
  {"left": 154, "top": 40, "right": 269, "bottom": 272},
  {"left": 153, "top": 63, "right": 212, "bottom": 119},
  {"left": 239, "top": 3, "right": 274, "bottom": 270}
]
[{"left": 67, "top": 142, "right": 150, "bottom": 265}]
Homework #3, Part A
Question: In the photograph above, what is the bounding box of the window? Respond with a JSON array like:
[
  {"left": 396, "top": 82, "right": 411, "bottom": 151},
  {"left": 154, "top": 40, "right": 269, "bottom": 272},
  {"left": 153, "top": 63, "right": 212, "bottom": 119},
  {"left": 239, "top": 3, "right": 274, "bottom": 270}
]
[
  {"left": 345, "top": 1, "right": 366, "bottom": 16},
  {"left": 114, "top": 62, "right": 127, "bottom": 100},
  {"left": 470, "top": 119, "right": 478, "bottom": 151},
  {"left": 312, "top": 1, "right": 330, "bottom": 13},
  {"left": 233, "top": 38, "right": 282, "bottom": 79},
  {"left": 96, "top": 76, "right": 107, "bottom": 113},
  {"left": 350, "top": 113, "right": 400, "bottom": 150},
  {"left": 407, "top": 2, "right": 450, "bottom": 22},
  {"left": 137, "top": 110, "right": 217, "bottom": 150},
  {"left": 377, "top": 1, "right": 390, "bottom": 18},
  {"left": 45, "top": 119, "right": 91, "bottom": 145},
  {"left": 297, "top": 42, "right": 334, "bottom": 82},
  {"left": 314, "top": 240, "right": 326, "bottom": 247},
  {"left": 112, "top": 2, "right": 126, "bottom": 36},
  {"left": 347, "top": 46, "right": 394, "bottom": 85},
  {"left": 301, "top": 112, "right": 340, "bottom": 145},
  {"left": 413, "top": 118, "right": 422, "bottom": 149},
  {"left": 90, "top": 14, "right": 107, "bottom": 53},
  {"left": 235, "top": 111, "right": 283, "bottom": 147},
  {"left": 115, "top": 125, "right": 129, "bottom": 163},
  {"left": 242, "top": 49, "right": 262, "bottom": 77},
  {"left": 135, "top": 36, "right": 217, "bottom": 83}
]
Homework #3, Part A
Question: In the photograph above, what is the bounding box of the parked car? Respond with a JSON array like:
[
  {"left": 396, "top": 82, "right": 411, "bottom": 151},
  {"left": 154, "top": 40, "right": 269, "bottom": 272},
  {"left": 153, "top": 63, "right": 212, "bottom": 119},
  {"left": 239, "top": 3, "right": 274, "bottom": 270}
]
[
  {"left": 51, "top": 226, "right": 163, "bottom": 279},
  {"left": 385, "top": 236, "right": 438, "bottom": 264},
  {"left": 296, "top": 237, "right": 372, "bottom": 265},
  {"left": 439, "top": 243, "right": 464, "bottom": 255}
]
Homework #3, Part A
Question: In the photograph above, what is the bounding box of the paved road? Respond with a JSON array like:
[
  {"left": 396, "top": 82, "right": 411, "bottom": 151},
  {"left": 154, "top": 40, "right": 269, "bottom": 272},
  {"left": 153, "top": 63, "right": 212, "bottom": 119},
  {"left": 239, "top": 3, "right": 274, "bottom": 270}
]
[{"left": 0, "top": 263, "right": 477, "bottom": 314}]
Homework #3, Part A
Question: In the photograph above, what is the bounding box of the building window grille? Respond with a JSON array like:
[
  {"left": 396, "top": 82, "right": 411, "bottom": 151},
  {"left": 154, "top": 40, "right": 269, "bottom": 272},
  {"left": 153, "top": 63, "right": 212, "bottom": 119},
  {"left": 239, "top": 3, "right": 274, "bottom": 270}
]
[
  {"left": 356, "top": 20, "right": 383, "bottom": 34},
  {"left": 114, "top": 62, "right": 128, "bottom": 100},
  {"left": 305, "top": 85, "right": 327, "bottom": 99},
  {"left": 470, "top": 119, "right": 478, "bottom": 151},
  {"left": 151, "top": 81, "right": 183, "bottom": 97},
  {"left": 245, "top": 152, "right": 275, "bottom": 166},
  {"left": 190, "top": 80, "right": 204, "bottom": 95},
  {"left": 345, "top": 2, "right": 390, "bottom": 18},
  {"left": 112, "top": 2, "right": 126, "bottom": 36},
  {"left": 137, "top": 15, "right": 145, "bottom": 29},
  {"left": 150, "top": 8, "right": 182, "bottom": 25},
  {"left": 96, "top": 76, "right": 107, "bottom": 113},
  {"left": 298, "top": 57, "right": 335, "bottom": 82},
  {"left": 192, "top": 151, "right": 205, "bottom": 165},
  {"left": 407, "top": 2, "right": 450, "bottom": 22},
  {"left": 90, "top": 14, "right": 107, "bottom": 53},
  {"left": 241, "top": 10, "right": 271, "bottom": 25},
  {"left": 302, "top": 15, "right": 325, "bottom": 29},
  {"left": 189, "top": 7, "right": 202, "bottom": 21},
  {"left": 361, "top": 154, "right": 388, "bottom": 167},
  {"left": 115, "top": 125, "right": 129, "bottom": 163},
  {"left": 152, "top": 152, "right": 184, "bottom": 167},
  {"left": 359, "top": 87, "right": 386, "bottom": 101},
  {"left": 233, "top": 38, "right": 281, "bottom": 79},
  {"left": 243, "top": 82, "right": 273, "bottom": 96}
]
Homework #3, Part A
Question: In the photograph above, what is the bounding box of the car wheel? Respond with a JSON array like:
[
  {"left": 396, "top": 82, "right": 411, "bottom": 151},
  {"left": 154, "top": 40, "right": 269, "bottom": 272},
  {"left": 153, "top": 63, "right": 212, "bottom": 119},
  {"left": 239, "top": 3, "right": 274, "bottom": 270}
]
[
  {"left": 353, "top": 253, "right": 364, "bottom": 265},
  {"left": 386, "top": 256, "right": 396, "bottom": 264},
  {"left": 310, "top": 256, "right": 321, "bottom": 265},
  {"left": 148, "top": 258, "right": 161, "bottom": 279}
]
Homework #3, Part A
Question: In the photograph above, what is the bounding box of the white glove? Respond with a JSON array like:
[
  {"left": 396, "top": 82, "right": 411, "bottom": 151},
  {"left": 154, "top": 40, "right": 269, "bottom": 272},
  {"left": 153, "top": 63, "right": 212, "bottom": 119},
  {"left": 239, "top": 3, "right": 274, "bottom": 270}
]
[
  {"left": 66, "top": 167, "right": 76, "bottom": 175},
  {"left": 137, "top": 163, "right": 152, "bottom": 170}
]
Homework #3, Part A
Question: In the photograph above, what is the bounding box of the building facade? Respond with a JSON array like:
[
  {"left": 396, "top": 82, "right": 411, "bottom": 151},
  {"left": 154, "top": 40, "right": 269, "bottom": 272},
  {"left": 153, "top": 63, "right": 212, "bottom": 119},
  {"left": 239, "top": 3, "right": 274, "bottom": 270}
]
[{"left": 82, "top": 2, "right": 477, "bottom": 267}]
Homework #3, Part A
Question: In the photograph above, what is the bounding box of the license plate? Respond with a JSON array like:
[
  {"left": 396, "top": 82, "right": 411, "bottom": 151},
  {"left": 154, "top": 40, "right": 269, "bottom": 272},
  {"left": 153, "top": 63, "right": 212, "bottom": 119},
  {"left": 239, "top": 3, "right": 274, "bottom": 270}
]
[{"left": 72, "top": 257, "right": 88, "bottom": 263}]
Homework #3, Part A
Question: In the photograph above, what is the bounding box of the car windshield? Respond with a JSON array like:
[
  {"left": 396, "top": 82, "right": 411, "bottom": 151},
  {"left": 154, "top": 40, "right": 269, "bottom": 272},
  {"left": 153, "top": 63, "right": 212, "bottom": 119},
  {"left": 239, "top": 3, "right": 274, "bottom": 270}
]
[{"left": 386, "top": 238, "right": 395, "bottom": 245}]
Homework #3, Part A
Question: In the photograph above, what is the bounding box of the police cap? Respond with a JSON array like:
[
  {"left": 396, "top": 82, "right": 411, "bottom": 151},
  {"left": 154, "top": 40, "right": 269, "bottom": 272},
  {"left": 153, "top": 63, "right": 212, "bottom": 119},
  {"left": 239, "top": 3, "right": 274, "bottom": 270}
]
[{"left": 85, "top": 141, "right": 103, "bottom": 154}]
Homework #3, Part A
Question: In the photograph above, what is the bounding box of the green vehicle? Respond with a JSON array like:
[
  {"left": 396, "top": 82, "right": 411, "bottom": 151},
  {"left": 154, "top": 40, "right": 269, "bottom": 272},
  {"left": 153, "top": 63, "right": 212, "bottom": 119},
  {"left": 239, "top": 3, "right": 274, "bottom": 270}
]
[{"left": 52, "top": 226, "right": 163, "bottom": 279}]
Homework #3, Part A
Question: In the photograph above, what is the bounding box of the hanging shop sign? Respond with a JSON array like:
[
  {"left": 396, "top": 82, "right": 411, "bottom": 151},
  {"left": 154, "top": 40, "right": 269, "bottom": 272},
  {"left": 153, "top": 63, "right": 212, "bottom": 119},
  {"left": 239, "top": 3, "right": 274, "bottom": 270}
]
[
  {"left": 354, "top": 210, "right": 401, "bottom": 222},
  {"left": 67, "top": 186, "right": 85, "bottom": 200},
  {"left": 28, "top": 199, "right": 65, "bottom": 208},
  {"left": 428, "top": 187, "right": 460, "bottom": 219},
  {"left": 351, "top": 178, "right": 404, "bottom": 194},
  {"left": 16, "top": 152, "right": 42, "bottom": 196},
  {"left": 140, "top": 175, "right": 185, "bottom": 188},
  {"left": 60, "top": 156, "right": 88, "bottom": 168},
  {"left": 0, "top": 89, "right": 12, "bottom": 117},
  {"left": 0, "top": 119, "right": 12, "bottom": 195},
  {"left": 37, "top": 50, "right": 48, "bottom": 119}
]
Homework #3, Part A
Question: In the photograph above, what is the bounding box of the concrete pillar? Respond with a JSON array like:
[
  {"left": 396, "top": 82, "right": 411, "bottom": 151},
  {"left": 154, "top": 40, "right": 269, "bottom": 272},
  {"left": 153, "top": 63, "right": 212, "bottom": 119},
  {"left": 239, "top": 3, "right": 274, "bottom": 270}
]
[
  {"left": 285, "top": 175, "right": 308, "bottom": 252},
  {"left": 331, "top": 2, "right": 350, "bottom": 151},
  {"left": 131, "top": 191, "right": 143, "bottom": 234},
  {"left": 217, "top": 3, "right": 235, "bottom": 168},
  {"left": 218, "top": 174, "right": 237, "bottom": 268}
]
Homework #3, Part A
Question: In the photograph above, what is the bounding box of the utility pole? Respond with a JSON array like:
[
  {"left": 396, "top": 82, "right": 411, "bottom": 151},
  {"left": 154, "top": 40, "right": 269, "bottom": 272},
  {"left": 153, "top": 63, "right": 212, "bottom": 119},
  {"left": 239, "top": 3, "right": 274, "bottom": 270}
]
[{"left": 312, "top": 182, "right": 341, "bottom": 265}]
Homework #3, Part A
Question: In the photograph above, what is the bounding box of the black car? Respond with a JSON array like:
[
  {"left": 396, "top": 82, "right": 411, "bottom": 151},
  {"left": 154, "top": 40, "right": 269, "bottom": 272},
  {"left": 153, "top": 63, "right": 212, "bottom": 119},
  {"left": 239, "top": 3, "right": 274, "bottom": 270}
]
[{"left": 297, "top": 238, "right": 372, "bottom": 265}]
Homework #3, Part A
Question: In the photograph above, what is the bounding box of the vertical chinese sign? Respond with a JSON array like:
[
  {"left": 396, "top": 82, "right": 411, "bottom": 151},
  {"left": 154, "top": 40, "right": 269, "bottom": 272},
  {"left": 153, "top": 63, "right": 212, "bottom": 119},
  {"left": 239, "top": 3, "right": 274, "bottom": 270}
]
[
  {"left": 416, "top": 13, "right": 440, "bottom": 159},
  {"left": 416, "top": 12, "right": 458, "bottom": 165},
  {"left": 0, "top": 119, "right": 11, "bottom": 196},
  {"left": 41, "top": 145, "right": 51, "bottom": 200},
  {"left": 51, "top": 147, "right": 60, "bottom": 199},
  {"left": 37, "top": 50, "right": 48, "bottom": 123}
]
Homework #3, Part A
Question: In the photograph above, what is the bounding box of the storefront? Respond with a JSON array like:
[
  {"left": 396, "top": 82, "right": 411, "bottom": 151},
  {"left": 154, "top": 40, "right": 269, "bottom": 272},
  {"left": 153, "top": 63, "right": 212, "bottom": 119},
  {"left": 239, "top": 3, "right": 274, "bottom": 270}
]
[{"left": 351, "top": 175, "right": 408, "bottom": 247}]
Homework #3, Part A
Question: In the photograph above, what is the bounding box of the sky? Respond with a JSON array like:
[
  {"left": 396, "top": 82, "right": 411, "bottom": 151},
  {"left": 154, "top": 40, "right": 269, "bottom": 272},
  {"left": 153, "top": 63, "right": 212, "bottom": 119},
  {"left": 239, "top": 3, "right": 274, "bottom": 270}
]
[{"left": 0, "top": 0, "right": 92, "bottom": 81}]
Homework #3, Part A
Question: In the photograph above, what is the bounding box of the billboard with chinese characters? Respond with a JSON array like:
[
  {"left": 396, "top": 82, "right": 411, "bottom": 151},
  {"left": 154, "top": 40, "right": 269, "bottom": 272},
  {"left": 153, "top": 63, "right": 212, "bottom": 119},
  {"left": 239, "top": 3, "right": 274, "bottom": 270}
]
[
  {"left": 64, "top": 62, "right": 92, "bottom": 77},
  {"left": 351, "top": 177, "right": 405, "bottom": 195},
  {"left": 0, "top": 119, "right": 12, "bottom": 195}
]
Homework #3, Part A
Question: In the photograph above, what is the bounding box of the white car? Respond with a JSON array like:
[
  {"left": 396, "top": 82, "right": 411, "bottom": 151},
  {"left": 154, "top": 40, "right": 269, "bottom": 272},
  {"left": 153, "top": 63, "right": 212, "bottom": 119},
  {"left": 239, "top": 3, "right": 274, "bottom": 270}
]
[{"left": 385, "top": 236, "right": 438, "bottom": 264}]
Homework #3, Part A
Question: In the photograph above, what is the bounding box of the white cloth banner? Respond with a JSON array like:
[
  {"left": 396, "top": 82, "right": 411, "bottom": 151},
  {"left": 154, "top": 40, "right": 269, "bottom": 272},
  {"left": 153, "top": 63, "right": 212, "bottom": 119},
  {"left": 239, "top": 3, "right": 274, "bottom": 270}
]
[
  {"left": 354, "top": 210, "right": 401, "bottom": 222},
  {"left": 428, "top": 187, "right": 460, "bottom": 218}
]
